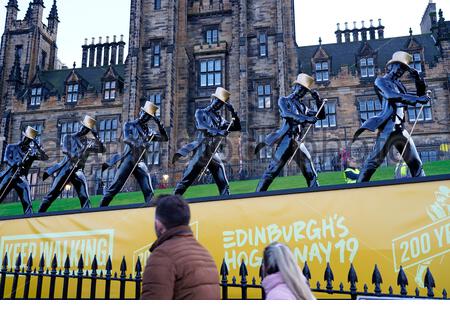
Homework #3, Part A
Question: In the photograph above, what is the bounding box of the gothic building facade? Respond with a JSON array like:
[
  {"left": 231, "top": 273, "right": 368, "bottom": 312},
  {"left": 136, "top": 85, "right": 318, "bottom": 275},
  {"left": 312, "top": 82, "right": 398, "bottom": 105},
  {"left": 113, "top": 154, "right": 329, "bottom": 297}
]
[{"left": 0, "top": 0, "right": 448, "bottom": 202}]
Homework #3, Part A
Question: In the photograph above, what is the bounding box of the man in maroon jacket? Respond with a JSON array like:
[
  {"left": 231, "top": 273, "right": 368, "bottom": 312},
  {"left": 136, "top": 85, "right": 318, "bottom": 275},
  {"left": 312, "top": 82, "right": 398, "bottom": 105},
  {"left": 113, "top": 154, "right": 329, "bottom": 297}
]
[{"left": 141, "top": 195, "right": 220, "bottom": 300}]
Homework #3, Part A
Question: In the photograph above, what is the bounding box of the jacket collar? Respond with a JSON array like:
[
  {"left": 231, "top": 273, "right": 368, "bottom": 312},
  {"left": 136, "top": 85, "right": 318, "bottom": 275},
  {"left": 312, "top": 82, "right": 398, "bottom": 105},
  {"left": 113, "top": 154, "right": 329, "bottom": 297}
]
[
  {"left": 262, "top": 273, "right": 285, "bottom": 293},
  {"left": 150, "top": 225, "right": 193, "bottom": 252}
]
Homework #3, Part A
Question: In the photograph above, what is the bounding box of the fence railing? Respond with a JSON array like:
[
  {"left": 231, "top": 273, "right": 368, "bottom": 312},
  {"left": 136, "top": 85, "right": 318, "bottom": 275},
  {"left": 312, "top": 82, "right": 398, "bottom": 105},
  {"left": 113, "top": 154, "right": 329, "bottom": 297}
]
[{"left": 0, "top": 252, "right": 447, "bottom": 300}]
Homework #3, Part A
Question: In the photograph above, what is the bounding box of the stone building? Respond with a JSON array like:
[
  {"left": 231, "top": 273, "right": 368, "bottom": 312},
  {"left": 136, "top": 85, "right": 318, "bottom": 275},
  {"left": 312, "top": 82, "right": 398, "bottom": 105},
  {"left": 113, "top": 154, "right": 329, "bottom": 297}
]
[
  {"left": 0, "top": 0, "right": 448, "bottom": 204},
  {"left": 297, "top": 2, "right": 450, "bottom": 171}
]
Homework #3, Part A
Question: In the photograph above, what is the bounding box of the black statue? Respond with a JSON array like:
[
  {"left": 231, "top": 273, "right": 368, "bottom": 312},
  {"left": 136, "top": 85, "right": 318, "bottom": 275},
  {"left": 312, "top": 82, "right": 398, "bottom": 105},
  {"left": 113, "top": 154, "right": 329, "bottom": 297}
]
[
  {"left": 0, "top": 127, "right": 49, "bottom": 214},
  {"left": 173, "top": 87, "right": 241, "bottom": 196},
  {"left": 353, "top": 51, "right": 430, "bottom": 182},
  {"left": 255, "top": 74, "right": 326, "bottom": 192},
  {"left": 99, "top": 102, "right": 169, "bottom": 207},
  {"left": 38, "top": 116, "right": 105, "bottom": 213}
]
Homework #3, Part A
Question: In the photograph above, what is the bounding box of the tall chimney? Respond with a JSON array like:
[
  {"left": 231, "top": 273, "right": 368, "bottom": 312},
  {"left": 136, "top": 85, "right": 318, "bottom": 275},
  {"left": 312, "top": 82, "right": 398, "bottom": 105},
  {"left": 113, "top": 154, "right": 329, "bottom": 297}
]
[
  {"left": 82, "top": 38, "right": 89, "bottom": 68},
  {"left": 377, "top": 19, "right": 385, "bottom": 39},
  {"left": 118, "top": 34, "right": 125, "bottom": 64},
  {"left": 103, "top": 36, "right": 110, "bottom": 66},
  {"left": 369, "top": 19, "right": 376, "bottom": 40},
  {"left": 96, "top": 36, "right": 103, "bottom": 67},
  {"left": 361, "top": 20, "right": 368, "bottom": 41},
  {"left": 352, "top": 21, "right": 359, "bottom": 42},
  {"left": 88, "top": 37, "right": 96, "bottom": 67},
  {"left": 335, "top": 23, "right": 343, "bottom": 43},
  {"left": 110, "top": 35, "right": 118, "bottom": 65},
  {"left": 344, "top": 22, "right": 351, "bottom": 43}
]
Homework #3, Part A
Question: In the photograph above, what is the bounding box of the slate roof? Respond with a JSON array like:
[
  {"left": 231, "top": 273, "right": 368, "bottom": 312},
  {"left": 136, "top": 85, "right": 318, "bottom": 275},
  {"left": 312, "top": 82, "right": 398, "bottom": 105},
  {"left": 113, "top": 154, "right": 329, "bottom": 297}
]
[
  {"left": 37, "top": 64, "right": 125, "bottom": 95},
  {"left": 297, "top": 33, "right": 441, "bottom": 76}
]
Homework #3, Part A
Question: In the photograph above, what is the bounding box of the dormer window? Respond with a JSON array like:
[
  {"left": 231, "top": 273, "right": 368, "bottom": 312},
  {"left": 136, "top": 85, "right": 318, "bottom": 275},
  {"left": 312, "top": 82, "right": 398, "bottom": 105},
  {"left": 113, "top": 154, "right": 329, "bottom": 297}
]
[
  {"left": 66, "top": 83, "right": 79, "bottom": 103},
  {"left": 30, "top": 87, "right": 42, "bottom": 108},
  {"left": 360, "top": 57, "right": 375, "bottom": 78},
  {"left": 410, "top": 53, "right": 423, "bottom": 73},
  {"left": 315, "top": 61, "right": 329, "bottom": 82},
  {"left": 104, "top": 81, "right": 117, "bottom": 101}
]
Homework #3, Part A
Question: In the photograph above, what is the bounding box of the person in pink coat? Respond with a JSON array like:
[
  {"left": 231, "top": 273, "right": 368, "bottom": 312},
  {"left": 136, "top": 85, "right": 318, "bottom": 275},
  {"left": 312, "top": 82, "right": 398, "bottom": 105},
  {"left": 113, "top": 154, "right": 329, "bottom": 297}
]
[{"left": 262, "top": 243, "right": 316, "bottom": 300}]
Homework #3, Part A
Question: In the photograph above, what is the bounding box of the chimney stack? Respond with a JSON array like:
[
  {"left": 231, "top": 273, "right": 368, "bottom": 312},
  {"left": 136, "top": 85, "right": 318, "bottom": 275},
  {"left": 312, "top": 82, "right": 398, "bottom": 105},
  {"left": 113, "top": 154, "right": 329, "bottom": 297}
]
[
  {"left": 110, "top": 35, "right": 118, "bottom": 65},
  {"left": 118, "top": 35, "right": 125, "bottom": 64},
  {"left": 344, "top": 22, "right": 351, "bottom": 43},
  {"left": 335, "top": 23, "right": 343, "bottom": 43},
  {"left": 377, "top": 19, "right": 385, "bottom": 39},
  {"left": 103, "top": 36, "right": 110, "bottom": 66},
  {"left": 88, "top": 37, "right": 96, "bottom": 67},
  {"left": 369, "top": 19, "right": 376, "bottom": 40},
  {"left": 96, "top": 37, "right": 103, "bottom": 66},
  {"left": 361, "top": 20, "right": 368, "bottom": 41},
  {"left": 352, "top": 21, "right": 359, "bottom": 42},
  {"left": 82, "top": 38, "right": 89, "bottom": 67}
]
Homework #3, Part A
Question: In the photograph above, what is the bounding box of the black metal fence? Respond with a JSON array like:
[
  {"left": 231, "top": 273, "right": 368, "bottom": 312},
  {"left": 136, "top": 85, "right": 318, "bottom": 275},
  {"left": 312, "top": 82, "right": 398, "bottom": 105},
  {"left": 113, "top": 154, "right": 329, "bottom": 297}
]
[{"left": 0, "top": 252, "right": 447, "bottom": 300}]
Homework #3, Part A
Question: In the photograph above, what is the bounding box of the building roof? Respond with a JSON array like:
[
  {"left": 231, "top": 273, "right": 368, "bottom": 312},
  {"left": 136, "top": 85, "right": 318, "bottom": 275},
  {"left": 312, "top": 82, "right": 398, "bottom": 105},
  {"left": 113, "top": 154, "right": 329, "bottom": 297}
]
[
  {"left": 297, "top": 33, "right": 441, "bottom": 76},
  {"left": 38, "top": 64, "right": 125, "bottom": 95}
]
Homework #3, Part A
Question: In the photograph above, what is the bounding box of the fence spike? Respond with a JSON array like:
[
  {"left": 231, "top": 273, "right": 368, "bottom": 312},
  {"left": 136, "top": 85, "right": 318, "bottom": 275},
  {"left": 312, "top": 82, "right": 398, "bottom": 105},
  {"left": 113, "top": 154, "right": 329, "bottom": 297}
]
[
  {"left": 372, "top": 264, "right": 383, "bottom": 295},
  {"left": 1, "top": 252, "right": 7, "bottom": 269},
  {"left": 397, "top": 266, "right": 408, "bottom": 296},
  {"left": 21, "top": 267, "right": 25, "bottom": 273},
  {"left": 339, "top": 282, "right": 344, "bottom": 292},
  {"left": 239, "top": 260, "right": 248, "bottom": 280},
  {"left": 15, "top": 253, "right": 22, "bottom": 271},
  {"left": 415, "top": 288, "right": 420, "bottom": 297},
  {"left": 252, "top": 277, "right": 256, "bottom": 285},
  {"left": 220, "top": 259, "right": 229, "bottom": 278},
  {"left": 77, "top": 254, "right": 84, "bottom": 271},
  {"left": 232, "top": 276, "right": 236, "bottom": 285},
  {"left": 424, "top": 268, "right": 435, "bottom": 298},
  {"left": 39, "top": 253, "right": 45, "bottom": 270},
  {"left": 389, "top": 286, "right": 393, "bottom": 295},
  {"left": 106, "top": 256, "right": 112, "bottom": 273},
  {"left": 64, "top": 255, "right": 71, "bottom": 270},
  {"left": 442, "top": 289, "right": 447, "bottom": 299},
  {"left": 316, "top": 281, "right": 321, "bottom": 290},
  {"left": 26, "top": 253, "right": 33, "bottom": 271},
  {"left": 348, "top": 264, "right": 358, "bottom": 293},
  {"left": 120, "top": 257, "right": 127, "bottom": 277},
  {"left": 324, "top": 263, "right": 334, "bottom": 291},
  {"left": 51, "top": 254, "right": 58, "bottom": 270},
  {"left": 135, "top": 257, "right": 142, "bottom": 275},
  {"left": 363, "top": 284, "right": 368, "bottom": 294},
  {"left": 92, "top": 255, "right": 98, "bottom": 272},
  {"left": 114, "top": 272, "right": 118, "bottom": 278},
  {"left": 302, "top": 261, "right": 312, "bottom": 282}
]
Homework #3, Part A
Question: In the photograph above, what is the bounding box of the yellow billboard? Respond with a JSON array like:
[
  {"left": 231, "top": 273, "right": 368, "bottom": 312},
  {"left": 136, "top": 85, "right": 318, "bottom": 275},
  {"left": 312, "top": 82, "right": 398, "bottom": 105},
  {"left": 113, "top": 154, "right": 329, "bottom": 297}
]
[{"left": 0, "top": 177, "right": 449, "bottom": 299}]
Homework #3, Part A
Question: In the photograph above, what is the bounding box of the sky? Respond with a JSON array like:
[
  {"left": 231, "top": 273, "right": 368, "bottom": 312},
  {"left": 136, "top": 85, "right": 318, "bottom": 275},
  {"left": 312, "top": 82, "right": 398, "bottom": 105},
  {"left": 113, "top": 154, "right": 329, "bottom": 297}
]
[{"left": 1, "top": 0, "right": 450, "bottom": 66}]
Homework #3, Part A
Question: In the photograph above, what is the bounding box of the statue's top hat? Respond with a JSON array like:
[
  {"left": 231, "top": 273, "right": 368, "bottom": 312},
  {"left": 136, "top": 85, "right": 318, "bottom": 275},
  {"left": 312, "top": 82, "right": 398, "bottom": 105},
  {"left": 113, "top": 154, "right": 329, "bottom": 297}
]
[
  {"left": 211, "top": 87, "right": 231, "bottom": 104},
  {"left": 81, "top": 115, "right": 97, "bottom": 131},
  {"left": 23, "top": 126, "right": 39, "bottom": 140},
  {"left": 293, "top": 73, "right": 314, "bottom": 91},
  {"left": 387, "top": 51, "right": 413, "bottom": 68},
  {"left": 141, "top": 101, "right": 159, "bottom": 117}
]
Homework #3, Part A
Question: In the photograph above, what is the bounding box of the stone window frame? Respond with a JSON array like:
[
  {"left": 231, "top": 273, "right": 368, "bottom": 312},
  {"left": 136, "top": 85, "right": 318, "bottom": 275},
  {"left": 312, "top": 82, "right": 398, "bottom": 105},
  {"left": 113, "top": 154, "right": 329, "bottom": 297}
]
[
  {"left": 258, "top": 31, "right": 268, "bottom": 58},
  {"left": 94, "top": 166, "right": 118, "bottom": 191},
  {"left": 310, "top": 98, "right": 339, "bottom": 130},
  {"left": 97, "top": 115, "right": 120, "bottom": 144},
  {"left": 147, "top": 141, "right": 161, "bottom": 166},
  {"left": 408, "top": 51, "right": 425, "bottom": 74},
  {"left": 314, "top": 60, "right": 330, "bottom": 83},
  {"left": 103, "top": 80, "right": 117, "bottom": 102},
  {"left": 152, "top": 42, "right": 162, "bottom": 68},
  {"left": 29, "top": 86, "right": 43, "bottom": 109},
  {"left": 359, "top": 56, "right": 376, "bottom": 79},
  {"left": 198, "top": 58, "right": 223, "bottom": 88},
  {"left": 204, "top": 25, "right": 220, "bottom": 45},
  {"left": 255, "top": 81, "right": 273, "bottom": 110},
  {"left": 154, "top": 0, "right": 162, "bottom": 10},
  {"left": 254, "top": 129, "right": 274, "bottom": 161},
  {"left": 148, "top": 92, "right": 163, "bottom": 117},
  {"left": 357, "top": 95, "right": 383, "bottom": 124},
  {"left": 65, "top": 82, "right": 80, "bottom": 105},
  {"left": 58, "top": 119, "right": 81, "bottom": 146},
  {"left": 407, "top": 101, "right": 433, "bottom": 123}
]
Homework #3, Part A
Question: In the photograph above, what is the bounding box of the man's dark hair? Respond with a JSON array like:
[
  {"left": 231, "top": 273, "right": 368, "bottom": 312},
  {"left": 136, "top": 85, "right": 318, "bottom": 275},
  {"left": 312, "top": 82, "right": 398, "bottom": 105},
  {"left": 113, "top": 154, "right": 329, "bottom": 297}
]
[{"left": 154, "top": 195, "right": 191, "bottom": 229}]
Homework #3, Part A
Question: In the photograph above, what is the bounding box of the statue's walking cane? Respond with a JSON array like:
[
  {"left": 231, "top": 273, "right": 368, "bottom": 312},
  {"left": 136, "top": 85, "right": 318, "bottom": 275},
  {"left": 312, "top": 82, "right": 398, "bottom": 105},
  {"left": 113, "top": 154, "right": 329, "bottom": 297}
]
[
  {"left": 197, "top": 119, "right": 235, "bottom": 183},
  {"left": 0, "top": 150, "right": 31, "bottom": 200},
  {"left": 287, "top": 99, "right": 328, "bottom": 166},
  {"left": 119, "top": 134, "right": 155, "bottom": 193},
  {"left": 59, "top": 140, "right": 94, "bottom": 192},
  {"left": 397, "top": 90, "right": 432, "bottom": 167}
]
